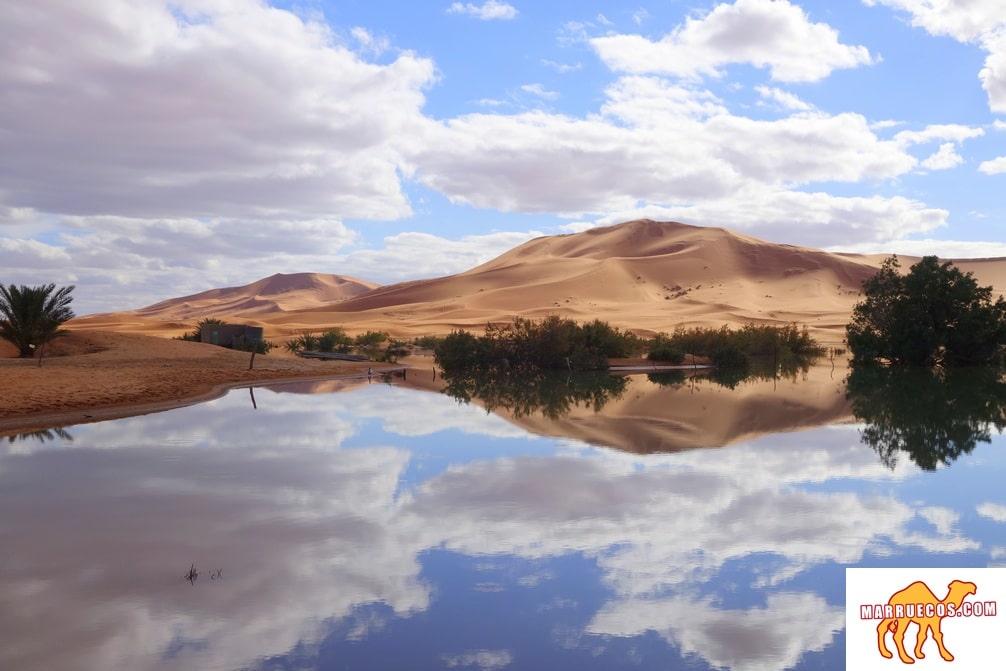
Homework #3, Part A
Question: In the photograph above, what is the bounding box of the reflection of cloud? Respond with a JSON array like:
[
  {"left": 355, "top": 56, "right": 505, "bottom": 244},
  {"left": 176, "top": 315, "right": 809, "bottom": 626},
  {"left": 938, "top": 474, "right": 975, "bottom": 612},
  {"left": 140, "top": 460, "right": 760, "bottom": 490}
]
[
  {"left": 978, "top": 502, "right": 1006, "bottom": 522},
  {"left": 0, "top": 442, "right": 426, "bottom": 671},
  {"left": 442, "top": 648, "right": 514, "bottom": 669},
  {"left": 0, "top": 385, "right": 984, "bottom": 671},
  {"left": 590, "top": 592, "right": 843, "bottom": 671}
]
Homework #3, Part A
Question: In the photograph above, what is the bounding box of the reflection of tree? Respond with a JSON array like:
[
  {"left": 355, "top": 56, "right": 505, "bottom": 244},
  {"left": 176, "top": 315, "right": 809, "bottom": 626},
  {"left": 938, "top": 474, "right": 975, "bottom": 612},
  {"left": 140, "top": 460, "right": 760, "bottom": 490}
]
[
  {"left": 442, "top": 370, "right": 628, "bottom": 420},
  {"left": 647, "top": 356, "right": 816, "bottom": 390},
  {"left": 846, "top": 366, "right": 1006, "bottom": 470},
  {"left": 5, "top": 426, "right": 73, "bottom": 445}
]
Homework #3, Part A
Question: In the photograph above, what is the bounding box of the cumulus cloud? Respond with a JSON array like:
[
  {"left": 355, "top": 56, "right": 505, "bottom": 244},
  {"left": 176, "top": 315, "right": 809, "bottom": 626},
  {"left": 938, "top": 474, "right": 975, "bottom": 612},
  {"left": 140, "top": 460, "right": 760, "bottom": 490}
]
[
  {"left": 921, "top": 142, "right": 965, "bottom": 170},
  {"left": 447, "top": 1, "right": 518, "bottom": 20},
  {"left": 591, "top": 0, "right": 875, "bottom": 82},
  {"left": 756, "top": 85, "right": 815, "bottom": 111},
  {"left": 866, "top": 0, "right": 1006, "bottom": 111},
  {"left": 403, "top": 75, "right": 941, "bottom": 247},
  {"left": 0, "top": 0, "right": 435, "bottom": 220},
  {"left": 864, "top": 0, "right": 1006, "bottom": 42},
  {"left": 978, "top": 502, "right": 1006, "bottom": 522},
  {"left": 979, "top": 156, "right": 1006, "bottom": 174}
]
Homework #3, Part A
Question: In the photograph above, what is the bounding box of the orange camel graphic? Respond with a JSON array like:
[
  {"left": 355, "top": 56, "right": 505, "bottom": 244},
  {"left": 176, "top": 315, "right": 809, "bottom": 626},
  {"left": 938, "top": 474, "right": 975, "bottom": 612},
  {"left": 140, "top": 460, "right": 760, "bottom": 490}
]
[{"left": 876, "top": 579, "right": 977, "bottom": 664}]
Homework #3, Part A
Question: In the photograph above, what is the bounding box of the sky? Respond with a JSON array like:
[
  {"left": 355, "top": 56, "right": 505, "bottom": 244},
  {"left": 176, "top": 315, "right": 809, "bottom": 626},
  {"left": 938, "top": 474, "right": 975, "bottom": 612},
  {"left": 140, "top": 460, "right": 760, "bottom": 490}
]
[{"left": 4, "top": 0, "right": 1006, "bottom": 315}]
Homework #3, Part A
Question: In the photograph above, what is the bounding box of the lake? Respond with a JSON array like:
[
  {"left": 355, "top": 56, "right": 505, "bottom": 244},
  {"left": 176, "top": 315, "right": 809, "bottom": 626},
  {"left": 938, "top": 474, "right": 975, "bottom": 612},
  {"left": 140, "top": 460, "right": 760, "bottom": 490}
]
[{"left": 1, "top": 364, "right": 1004, "bottom": 670}]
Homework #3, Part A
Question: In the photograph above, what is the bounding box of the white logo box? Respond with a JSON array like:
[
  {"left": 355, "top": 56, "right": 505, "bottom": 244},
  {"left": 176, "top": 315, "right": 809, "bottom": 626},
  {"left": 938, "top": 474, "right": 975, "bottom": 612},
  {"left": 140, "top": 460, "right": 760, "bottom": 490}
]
[{"left": 846, "top": 567, "right": 1003, "bottom": 669}]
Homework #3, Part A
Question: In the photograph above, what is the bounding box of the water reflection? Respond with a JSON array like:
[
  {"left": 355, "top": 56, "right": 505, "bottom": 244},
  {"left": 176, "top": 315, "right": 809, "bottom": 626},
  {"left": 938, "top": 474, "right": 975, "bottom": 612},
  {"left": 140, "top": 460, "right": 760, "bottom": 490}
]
[
  {"left": 4, "top": 425, "right": 73, "bottom": 445},
  {"left": 0, "top": 371, "right": 1003, "bottom": 670},
  {"left": 442, "top": 370, "right": 628, "bottom": 419},
  {"left": 846, "top": 366, "right": 1006, "bottom": 470}
]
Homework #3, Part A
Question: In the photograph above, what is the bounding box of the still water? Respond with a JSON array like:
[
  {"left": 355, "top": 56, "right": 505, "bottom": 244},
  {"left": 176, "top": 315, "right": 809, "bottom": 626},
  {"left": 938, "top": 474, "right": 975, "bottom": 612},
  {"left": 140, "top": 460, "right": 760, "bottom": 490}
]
[{"left": 1, "top": 367, "right": 1004, "bottom": 670}]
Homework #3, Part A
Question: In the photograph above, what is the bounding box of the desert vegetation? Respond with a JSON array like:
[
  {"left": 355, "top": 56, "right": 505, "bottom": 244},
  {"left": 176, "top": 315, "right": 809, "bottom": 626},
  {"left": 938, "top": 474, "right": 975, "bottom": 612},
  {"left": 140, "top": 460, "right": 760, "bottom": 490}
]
[
  {"left": 0, "top": 283, "right": 75, "bottom": 360},
  {"left": 285, "top": 327, "right": 410, "bottom": 362},
  {"left": 434, "top": 316, "right": 639, "bottom": 375},
  {"left": 647, "top": 323, "right": 824, "bottom": 370},
  {"left": 433, "top": 316, "right": 823, "bottom": 375},
  {"left": 847, "top": 255, "right": 1006, "bottom": 366}
]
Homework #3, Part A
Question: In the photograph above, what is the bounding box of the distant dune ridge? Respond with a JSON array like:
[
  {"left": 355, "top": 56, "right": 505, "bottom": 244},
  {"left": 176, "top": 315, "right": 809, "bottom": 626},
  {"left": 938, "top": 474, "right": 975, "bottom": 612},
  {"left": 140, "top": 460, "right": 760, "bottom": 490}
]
[{"left": 70, "top": 220, "right": 1006, "bottom": 341}]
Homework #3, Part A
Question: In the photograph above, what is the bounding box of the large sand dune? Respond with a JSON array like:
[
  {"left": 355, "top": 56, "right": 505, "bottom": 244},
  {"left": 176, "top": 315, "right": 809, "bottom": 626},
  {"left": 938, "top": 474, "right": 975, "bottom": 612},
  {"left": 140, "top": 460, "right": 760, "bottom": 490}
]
[{"left": 69, "top": 220, "right": 1006, "bottom": 343}]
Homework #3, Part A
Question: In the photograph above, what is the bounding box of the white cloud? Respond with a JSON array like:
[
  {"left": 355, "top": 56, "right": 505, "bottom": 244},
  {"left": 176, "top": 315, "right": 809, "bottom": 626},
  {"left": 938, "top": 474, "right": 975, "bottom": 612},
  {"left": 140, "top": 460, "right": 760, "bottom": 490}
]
[
  {"left": 921, "top": 142, "right": 964, "bottom": 170},
  {"left": 755, "top": 85, "right": 815, "bottom": 111},
  {"left": 826, "top": 237, "right": 1006, "bottom": 259},
  {"left": 351, "top": 26, "right": 390, "bottom": 56},
  {"left": 447, "top": 1, "right": 518, "bottom": 20},
  {"left": 589, "top": 190, "right": 947, "bottom": 248},
  {"left": 520, "top": 83, "right": 560, "bottom": 100},
  {"left": 336, "top": 230, "right": 544, "bottom": 285},
  {"left": 591, "top": 0, "right": 875, "bottom": 82},
  {"left": 590, "top": 592, "right": 844, "bottom": 671},
  {"left": 0, "top": 0, "right": 435, "bottom": 221},
  {"left": 978, "top": 502, "right": 1006, "bottom": 522},
  {"left": 442, "top": 649, "right": 513, "bottom": 670},
  {"left": 403, "top": 76, "right": 936, "bottom": 248},
  {"left": 979, "top": 156, "right": 1006, "bottom": 174},
  {"left": 864, "top": 0, "right": 1006, "bottom": 42},
  {"left": 894, "top": 124, "right": 985, "bottom": 146}
]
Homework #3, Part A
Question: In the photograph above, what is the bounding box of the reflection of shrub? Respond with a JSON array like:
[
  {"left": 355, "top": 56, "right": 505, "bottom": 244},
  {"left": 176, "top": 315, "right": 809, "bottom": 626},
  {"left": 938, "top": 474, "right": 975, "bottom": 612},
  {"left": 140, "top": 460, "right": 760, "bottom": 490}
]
[
  {"left": 443, "top": 370, "right": 628, "bottom": 420},
  {"left": 647, "top": 371, "right": 686, "bottom": 387}
]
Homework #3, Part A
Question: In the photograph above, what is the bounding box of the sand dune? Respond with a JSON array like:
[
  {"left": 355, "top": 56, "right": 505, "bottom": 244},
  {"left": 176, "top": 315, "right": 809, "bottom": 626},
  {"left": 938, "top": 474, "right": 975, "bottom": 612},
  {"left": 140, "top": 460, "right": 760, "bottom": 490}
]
[
  {"left": 71, "top": 272, "right": 377, "bottom": 336},
  {"left": 68, "top": 220, "right": 1006, "bottom": 344},
  {"left": 257, "top": 220, "right": 888, "bottom": 342}
]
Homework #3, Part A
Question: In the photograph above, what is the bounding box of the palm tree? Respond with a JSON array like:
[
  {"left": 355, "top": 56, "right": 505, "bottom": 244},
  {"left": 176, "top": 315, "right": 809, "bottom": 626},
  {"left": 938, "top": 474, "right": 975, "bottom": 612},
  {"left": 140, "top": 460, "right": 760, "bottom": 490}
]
[{"left": 0, "top": 283, "right": 75, "bottom": 357}]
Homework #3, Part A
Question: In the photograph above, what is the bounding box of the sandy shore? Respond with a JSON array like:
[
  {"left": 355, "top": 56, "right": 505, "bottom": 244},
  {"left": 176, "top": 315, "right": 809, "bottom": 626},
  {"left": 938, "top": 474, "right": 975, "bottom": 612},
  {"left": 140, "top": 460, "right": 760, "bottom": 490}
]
[{"left": 0, "top": 331, "right": 396, "bottom": 435}]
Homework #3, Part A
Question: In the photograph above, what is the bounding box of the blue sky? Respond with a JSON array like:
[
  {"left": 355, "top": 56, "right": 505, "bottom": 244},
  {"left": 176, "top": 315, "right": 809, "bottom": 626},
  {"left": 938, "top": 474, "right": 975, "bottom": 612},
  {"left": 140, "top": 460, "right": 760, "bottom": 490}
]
[{"left": 3, "top": 0, "right": 1006, "bottom": 314}]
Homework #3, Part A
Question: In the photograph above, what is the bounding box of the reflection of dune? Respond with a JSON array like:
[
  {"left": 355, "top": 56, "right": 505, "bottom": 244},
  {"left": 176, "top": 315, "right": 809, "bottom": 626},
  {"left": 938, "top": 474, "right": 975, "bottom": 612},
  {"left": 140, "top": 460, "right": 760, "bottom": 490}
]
[{"left": 395, "top": 360, "right": 854, "bottom": 453}]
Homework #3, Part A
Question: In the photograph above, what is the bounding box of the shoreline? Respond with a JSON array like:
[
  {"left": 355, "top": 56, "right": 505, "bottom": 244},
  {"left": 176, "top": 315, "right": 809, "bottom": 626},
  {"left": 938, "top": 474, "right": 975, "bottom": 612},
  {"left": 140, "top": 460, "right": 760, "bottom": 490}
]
[
  {"left": 0, "top": 369, "right": 406, "bottom": 436},
  {"left": 0, "top": 330, "right": 404, "bottom": 436}
]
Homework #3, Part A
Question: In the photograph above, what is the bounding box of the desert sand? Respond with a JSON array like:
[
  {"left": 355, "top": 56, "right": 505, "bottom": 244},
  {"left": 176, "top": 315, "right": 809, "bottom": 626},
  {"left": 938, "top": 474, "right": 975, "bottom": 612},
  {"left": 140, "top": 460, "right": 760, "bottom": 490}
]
[
  {"left": 6, "top": 220, "right": 1006, "bottom": 436},
  {"left": 0, "top": 331, "right": 394, "bottom": 435}
]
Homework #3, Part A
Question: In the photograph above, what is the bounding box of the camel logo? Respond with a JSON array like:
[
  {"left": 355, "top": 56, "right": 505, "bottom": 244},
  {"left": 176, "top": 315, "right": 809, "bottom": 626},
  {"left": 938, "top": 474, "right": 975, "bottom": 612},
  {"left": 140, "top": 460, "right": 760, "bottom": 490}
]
[
  {"left": 871, "top": 579, "right": 978, "bottom": 664},
  {"left": 847, "top": 568, "right": 1002, "bottom": 669}
]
